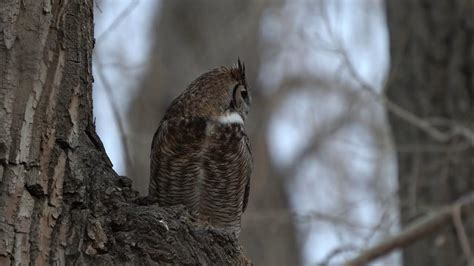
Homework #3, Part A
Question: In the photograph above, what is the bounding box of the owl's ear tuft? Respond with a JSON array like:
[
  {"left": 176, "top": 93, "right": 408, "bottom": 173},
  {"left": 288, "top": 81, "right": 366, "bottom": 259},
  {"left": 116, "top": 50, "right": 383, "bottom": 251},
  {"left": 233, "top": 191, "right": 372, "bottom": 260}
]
[
  {"left": 231, "top": 58, "right": 248, "bottom": 89},
  {"left": 237, "top": 58, "right": 245, "bottom": 80}
]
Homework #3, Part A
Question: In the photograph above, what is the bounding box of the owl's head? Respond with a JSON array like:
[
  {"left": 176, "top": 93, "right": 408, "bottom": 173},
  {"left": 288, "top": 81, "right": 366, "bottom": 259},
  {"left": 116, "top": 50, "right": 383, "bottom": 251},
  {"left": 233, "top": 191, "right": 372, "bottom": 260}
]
[{"left": 165, "top": 60, "right": 251, "bottom": 123}]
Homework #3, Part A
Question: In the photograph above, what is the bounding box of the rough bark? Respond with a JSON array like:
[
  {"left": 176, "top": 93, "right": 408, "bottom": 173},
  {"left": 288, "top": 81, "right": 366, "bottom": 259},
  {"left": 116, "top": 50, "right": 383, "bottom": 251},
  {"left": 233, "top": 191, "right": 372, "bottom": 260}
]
[
  {"left": 385, "top": 1, "right": 474, "bottom": 265},
  {"left": 126, "top": 1, "right": 302, "bottom": 265},
  {"left": 0, "top": 1, "right": 247, "bottom": 265}
]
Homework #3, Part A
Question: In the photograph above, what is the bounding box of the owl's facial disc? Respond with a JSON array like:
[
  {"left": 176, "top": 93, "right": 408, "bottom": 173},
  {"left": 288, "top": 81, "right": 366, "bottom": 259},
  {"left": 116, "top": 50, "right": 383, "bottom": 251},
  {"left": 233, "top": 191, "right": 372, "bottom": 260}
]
[{"left": 230, "top": 84, "right": 251, "bottom": 119}]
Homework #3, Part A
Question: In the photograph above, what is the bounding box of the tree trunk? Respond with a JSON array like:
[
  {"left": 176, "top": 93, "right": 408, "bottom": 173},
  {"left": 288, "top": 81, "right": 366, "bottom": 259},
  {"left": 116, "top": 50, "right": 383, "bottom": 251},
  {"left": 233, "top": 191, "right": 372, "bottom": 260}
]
[
  {"left": 0, "top": 1, "right": 247, "bottom": 265},
  {"left": 385, "top": 1, "right": 474, "bottom": 265}
]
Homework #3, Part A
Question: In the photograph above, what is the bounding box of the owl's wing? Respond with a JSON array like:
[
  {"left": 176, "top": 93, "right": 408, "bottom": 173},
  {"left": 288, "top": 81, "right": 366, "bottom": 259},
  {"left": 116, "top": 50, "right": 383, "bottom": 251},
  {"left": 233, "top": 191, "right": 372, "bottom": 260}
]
[
  {"left": 242, "top": 133, "right": 252, "bottom": 213},
  {"left": 149, "top": 117, "right": 207, "bottom": 213}
]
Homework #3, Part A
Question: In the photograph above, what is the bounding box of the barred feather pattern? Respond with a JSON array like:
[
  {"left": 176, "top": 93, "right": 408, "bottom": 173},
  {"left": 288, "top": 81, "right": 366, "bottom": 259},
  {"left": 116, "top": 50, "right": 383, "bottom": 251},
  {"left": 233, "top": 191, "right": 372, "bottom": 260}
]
[
  {"left": 200, "top": 122, "right": 252, "bottom": 235},
  {"left": 149, "top": 117, "right": 252, "bottom": 236}
]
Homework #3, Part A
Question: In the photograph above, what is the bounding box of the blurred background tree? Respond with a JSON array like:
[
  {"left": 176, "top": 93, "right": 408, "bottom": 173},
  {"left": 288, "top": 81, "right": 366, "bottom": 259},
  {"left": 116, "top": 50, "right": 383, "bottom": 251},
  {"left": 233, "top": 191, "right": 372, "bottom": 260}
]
[{"left": 386, "top": 1, "right": 474, "bottom": 265}]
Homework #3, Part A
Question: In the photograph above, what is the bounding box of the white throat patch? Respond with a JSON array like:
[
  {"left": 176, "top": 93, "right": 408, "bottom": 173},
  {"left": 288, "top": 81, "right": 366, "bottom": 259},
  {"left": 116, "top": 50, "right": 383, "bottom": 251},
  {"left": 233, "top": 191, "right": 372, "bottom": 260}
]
[{"left": 218, "top": 112, "right": 244, "bottom": 124}]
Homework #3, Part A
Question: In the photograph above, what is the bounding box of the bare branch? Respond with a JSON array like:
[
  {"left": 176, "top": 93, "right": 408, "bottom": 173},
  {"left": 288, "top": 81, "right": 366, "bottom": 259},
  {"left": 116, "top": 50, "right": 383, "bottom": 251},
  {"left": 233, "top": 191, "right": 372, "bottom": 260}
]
[
  {"left": 317, "top": 5, "right": 474, "bottom": 147},
  {"left": 317, "top": 245, "right": 358, "bottom": 266},
  {"left": 344, "top": 192, "right": 474, "bottom": 266},
  {"left": 339, "top": 48, "right": 474, "bottom": 146},
  {"left": 452, "top": 204, "right": 474, "bottom": 266}
]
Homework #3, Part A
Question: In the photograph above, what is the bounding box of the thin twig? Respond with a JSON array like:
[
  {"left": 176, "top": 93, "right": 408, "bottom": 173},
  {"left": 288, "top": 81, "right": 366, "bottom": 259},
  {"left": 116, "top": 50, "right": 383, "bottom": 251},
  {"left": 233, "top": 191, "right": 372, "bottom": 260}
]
[
  {"left": 94, "top": 57, "right": 134, "bottom": 173},
  {"left": 345, "top": 192, "right": 474, "bottom": 266},
  {"left": 93, "top": 1, "right": 141, "bottom": 173},
  {"left": 96, "top": 0, "right": 140, "bottom": 42},
  {"left": 95, "top": 0, "right": 103, "bottom": 13}
]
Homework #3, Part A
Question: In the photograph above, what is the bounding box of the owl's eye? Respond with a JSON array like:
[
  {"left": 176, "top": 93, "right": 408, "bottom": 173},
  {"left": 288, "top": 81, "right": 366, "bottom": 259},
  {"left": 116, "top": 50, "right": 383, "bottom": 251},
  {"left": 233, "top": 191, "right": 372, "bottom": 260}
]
[
  {"left": 232, "top": 84, "right": 249, "bottom": 108},
  {"left": 240, "top": 89, "right": 249, "bottom": 101}
]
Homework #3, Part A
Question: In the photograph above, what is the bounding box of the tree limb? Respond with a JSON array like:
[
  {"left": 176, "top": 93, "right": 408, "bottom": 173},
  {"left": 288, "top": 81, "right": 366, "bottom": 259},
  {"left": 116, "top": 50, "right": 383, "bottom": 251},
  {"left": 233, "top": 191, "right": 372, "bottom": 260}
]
[{"left": 345, "top": 192, "right": 474, "bottom": 266}]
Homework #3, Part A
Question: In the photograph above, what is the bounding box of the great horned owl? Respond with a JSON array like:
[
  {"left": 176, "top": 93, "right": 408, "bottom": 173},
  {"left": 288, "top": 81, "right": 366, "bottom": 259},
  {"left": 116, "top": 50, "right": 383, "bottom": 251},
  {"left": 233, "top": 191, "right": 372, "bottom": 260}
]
[{"left": 149, "top": 60, "right": 252, "bottom": 236}]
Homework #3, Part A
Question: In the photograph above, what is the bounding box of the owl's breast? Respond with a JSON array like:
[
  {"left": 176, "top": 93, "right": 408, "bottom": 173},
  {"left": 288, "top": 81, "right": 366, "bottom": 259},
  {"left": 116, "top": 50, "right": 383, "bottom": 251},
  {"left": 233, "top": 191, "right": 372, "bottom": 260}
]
[
  {"left": 205, "top": 121, "right": 246, "bottom": 148},
  {"left": 199, "top": 119, "right": 252, "bottom": 232}
]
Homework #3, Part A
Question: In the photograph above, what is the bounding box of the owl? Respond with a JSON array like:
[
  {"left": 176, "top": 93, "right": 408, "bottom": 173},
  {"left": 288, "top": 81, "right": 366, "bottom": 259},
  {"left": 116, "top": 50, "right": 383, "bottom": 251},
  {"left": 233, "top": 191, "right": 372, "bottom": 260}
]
[{"left": 149, "top": 60, "right": 252, "bottom": 236}]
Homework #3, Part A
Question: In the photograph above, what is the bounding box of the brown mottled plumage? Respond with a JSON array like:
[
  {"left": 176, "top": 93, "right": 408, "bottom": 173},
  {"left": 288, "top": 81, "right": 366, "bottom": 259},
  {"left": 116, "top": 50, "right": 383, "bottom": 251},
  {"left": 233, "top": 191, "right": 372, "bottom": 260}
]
[{"left": 149, "top": 60, "right": 252, "bottom": 236}]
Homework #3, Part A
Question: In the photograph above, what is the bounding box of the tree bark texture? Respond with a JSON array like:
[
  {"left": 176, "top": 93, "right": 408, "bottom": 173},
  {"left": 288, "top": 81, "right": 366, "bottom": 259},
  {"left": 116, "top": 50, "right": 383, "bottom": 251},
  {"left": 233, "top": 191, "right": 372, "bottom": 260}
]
[
  {"left": 0, "top": 1, "right": 247, "bottom": 265},
  {"left": 126, "top": 1, "right": 301, "bottom": 265},
  {"left": 385, "top": 1, "right": 474, "bottom": 265}
]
